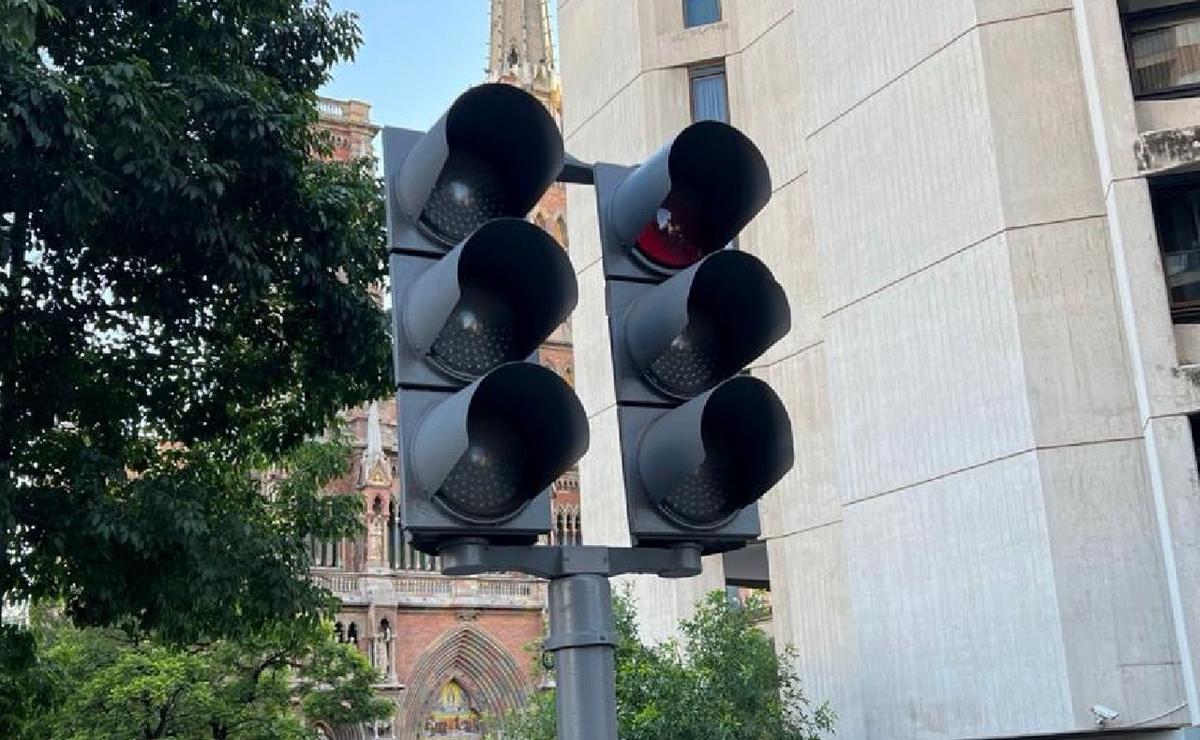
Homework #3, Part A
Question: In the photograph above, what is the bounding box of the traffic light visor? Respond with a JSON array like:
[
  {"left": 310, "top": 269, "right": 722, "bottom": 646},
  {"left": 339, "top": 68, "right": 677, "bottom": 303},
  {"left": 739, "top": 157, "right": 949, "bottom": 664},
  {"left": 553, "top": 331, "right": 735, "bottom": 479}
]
[
  {"left": 394, "top": 84, "right": 564, "bottom": 247},
  {"left": 638, "top": 376, "right": 793, "bottom": 529},
  {"left": 624, "top": 250, "right": 790, "bottom": 399},
  {"left": 610, "top": 121, "right": 770, "bottom": 272},
  {"left": 403, "top": 219, "right": 578, "bottom": 382},
  {"left": 411, "top": 363, "right": 588, "bottom": 524}
]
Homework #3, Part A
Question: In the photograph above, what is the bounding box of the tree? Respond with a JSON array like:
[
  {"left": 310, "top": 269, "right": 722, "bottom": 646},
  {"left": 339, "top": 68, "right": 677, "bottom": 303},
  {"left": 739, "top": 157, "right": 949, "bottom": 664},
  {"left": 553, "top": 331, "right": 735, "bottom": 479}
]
[
  {"left": 0, "top": 0, "right": 390, "bottom": 641},
  {"left": 501, "top": 591, "right": 835, "bottom": 740},
  {"left": 18, "top": 609, "right": 392, "bottom": 740},
  {"left": 0, "top": 622, "right": 65, "bottom": 739}
]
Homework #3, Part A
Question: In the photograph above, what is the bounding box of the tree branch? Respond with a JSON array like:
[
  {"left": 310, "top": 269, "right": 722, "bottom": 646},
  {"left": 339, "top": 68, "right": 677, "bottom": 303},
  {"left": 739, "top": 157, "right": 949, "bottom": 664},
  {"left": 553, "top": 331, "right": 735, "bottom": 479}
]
[
  {"left": 249, "top": 648, "right": 291, "bottom": 685},
  {"left": 146, "top": 683, "right": 187, "bottom": 739}
]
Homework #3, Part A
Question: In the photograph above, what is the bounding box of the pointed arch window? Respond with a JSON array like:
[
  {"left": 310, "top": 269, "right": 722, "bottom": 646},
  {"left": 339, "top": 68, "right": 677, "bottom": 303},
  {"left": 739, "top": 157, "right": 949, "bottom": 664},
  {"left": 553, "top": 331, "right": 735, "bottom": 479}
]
[{"left": 555, "top": 215, "right": 569, "bottom": 247}]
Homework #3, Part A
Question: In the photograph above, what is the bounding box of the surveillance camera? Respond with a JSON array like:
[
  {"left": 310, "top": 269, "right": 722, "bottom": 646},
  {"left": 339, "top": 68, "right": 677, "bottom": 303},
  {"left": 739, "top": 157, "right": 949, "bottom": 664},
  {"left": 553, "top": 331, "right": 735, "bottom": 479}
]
[{"left": 1090, "top": 704, "right": 1120, "bottom": 725}]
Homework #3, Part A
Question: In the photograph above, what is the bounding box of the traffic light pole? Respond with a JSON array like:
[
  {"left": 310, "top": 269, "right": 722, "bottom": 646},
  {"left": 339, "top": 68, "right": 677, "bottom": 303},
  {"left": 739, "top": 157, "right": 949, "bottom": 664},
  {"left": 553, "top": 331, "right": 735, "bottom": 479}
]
[
  {"left": 547, "top": 574, "right": 618, "bottom": 740},
  {"left": 439, "top": 540, "right": 703, "bottom": 740}
]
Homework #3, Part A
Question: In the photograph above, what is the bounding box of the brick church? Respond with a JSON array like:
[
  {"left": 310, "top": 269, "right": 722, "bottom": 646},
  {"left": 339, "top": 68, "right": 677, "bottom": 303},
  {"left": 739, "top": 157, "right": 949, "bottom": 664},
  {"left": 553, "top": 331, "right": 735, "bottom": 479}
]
[{"left": 310, "top": 2, "right": 575, "bottom": 738}]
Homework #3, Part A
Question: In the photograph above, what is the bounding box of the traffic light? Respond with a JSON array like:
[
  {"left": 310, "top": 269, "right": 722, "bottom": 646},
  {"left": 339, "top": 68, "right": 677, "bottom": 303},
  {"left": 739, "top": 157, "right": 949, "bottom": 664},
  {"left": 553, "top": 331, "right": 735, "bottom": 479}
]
[
  {"left": 385, "top": 83, "right": 588, "bottom": 554},
  {"left": 593, "top": 121, "right": 794, "bottom": 553}
]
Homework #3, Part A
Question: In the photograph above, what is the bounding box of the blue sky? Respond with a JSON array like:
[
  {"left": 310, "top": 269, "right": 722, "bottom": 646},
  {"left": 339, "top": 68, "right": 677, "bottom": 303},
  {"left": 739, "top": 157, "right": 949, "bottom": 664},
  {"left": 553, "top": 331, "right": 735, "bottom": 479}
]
[{"left": 320, "top": 1, "right": 559, "bottom": 132}]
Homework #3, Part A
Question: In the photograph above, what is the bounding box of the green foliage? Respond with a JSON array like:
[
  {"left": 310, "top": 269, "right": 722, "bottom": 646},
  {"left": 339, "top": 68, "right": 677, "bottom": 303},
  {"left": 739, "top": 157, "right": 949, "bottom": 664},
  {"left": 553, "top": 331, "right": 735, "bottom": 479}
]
[
  {"left": 14, "top": 611, "right": 391, "bottom": 740},
  {"left": 501, "top": 591, "right": 835, "bottom": 740},
  {"left": 0, "top": 622, "right": 65, "bottom": 738},
  {"left": 0, "top": 0, "right": 390, "bottom": 640}
]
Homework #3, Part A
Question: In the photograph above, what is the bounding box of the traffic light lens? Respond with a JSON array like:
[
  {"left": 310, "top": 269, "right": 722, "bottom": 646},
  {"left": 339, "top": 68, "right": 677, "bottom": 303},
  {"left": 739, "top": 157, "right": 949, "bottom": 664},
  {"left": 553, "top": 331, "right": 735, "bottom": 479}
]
[
  {"left": 646, "top": 323, "right": 722, "bottom": 398},
  {"left": 634, "top": 194, "right": 719, "bottom": 270},
  {"left": 422, "top": 151, "right": 507, "bottom": 245},
  {"left": 437, "top": 416, "right": 525, "bottom": 522},
  {"left": 660, "top": 459, "right": 739, "bottom": 527},
  {"left": 429, "top": 285, "right": 518, "bottom": 380}
]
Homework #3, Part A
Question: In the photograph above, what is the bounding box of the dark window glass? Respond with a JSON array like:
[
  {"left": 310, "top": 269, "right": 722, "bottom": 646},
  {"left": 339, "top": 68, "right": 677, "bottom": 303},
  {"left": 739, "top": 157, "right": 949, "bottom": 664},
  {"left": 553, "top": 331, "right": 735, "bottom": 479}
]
[
  {"left": 684, "top": 0, "right": 721, "bottom": 28},
  {"left": 1152, "top": 183, "right": 1200, "bottom": 320},
  {"left": 690, "top": 63, "right": 729, "bottom": 123},
  {"left": 1127, "top": 10, "right": 1200, "bottom": 97}
]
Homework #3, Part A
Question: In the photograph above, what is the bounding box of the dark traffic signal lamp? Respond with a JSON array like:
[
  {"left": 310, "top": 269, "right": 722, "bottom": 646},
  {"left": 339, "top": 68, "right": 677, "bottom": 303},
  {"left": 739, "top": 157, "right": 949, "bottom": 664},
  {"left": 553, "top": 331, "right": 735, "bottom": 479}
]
[
  {"left": 398, "top": 362, "right": 587, "bottom": 547},
  {"left": 385, "top": 83, "right": 588, "bottom": 554},
  {"left": 594, "top": 120, "right": 794, "bottom": 553},
  {"left": 391, "top": 218, "right": 577, "bottom": 388},
  {"left": 391, "top": 83, "right": 564, "bottom": 253}
]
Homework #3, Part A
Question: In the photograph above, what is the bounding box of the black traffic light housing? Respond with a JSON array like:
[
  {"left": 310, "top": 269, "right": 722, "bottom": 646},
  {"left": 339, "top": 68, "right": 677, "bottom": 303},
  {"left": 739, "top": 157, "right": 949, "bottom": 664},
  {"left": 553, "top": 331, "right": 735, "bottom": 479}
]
[
  {"left": 386, "top": 83, "right": 587, "bottom": 554},
  {"left": 595, "top": 121, "right": 793, "bottom": 553},
  {"left": 621, "top": 377, "right": 793, "bottom": 549},
  {"left": 398, "top": 363, "right": 587, "bottom": 549},
  {"left": 597, "top": 120, "right": 771, "bottom": 279},
  {"left": 391, "top": 83, "right": 564, "bottom": 254},
  {"left": 390, "top": 218, "right": 577, "bottom": 388},
  {"left": 608, "top": 249, "right": 789, "bottom": 404}
]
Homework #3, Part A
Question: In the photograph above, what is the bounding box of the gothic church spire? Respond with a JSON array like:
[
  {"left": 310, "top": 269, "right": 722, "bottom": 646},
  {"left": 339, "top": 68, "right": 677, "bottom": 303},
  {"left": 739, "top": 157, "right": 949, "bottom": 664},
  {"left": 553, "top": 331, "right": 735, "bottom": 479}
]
[{"left": 486, "top": 0, "right": 558, "bottom": 101}]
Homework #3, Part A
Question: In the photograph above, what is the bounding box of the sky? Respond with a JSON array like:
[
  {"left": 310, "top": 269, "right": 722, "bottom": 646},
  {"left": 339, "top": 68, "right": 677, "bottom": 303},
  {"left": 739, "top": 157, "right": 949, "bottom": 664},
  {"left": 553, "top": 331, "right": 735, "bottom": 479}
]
[{"left": 320, "top": 1, "right": 559, "bottom": 132}]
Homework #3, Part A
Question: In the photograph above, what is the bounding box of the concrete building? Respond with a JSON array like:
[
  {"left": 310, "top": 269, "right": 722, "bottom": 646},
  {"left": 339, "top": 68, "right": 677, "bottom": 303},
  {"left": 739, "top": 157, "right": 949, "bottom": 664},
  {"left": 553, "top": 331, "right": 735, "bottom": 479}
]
[{"left": 559, "top": 0, "right": 1200, "bottom": 737}]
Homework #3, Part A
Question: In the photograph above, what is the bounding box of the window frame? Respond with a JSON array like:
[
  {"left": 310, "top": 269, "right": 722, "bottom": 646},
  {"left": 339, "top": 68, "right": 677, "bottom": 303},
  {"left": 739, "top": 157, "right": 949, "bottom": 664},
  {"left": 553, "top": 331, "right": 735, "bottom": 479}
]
[
  {"left": 1150, "top": 172, "right": 1200, "bottom": 322},
  {"left": 682, "top": 0, "right": 722, "bottom": 29},
  {"left": 1122, "top": 1, "right": 1200, "bottom": 99},
  {"left": 688, "top": 60, "right": 730, "bottom": 124}
]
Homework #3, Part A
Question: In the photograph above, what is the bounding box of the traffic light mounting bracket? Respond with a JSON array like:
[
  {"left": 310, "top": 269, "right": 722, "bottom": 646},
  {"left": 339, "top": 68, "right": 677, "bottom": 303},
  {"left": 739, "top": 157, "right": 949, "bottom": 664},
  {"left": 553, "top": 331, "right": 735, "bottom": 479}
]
[{"left": 437, "top": 539, "right": 703, "bottom": 580}]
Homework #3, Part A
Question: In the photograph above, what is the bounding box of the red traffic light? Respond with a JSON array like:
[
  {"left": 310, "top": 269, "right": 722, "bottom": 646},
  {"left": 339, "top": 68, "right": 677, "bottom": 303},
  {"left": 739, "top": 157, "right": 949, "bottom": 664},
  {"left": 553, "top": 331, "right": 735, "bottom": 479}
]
[
  {"left": 633, "top": 193, "right": 715, "bottom": 270},
  {"left": 609, "top": 121, "right": 770, "bottom": 274}
]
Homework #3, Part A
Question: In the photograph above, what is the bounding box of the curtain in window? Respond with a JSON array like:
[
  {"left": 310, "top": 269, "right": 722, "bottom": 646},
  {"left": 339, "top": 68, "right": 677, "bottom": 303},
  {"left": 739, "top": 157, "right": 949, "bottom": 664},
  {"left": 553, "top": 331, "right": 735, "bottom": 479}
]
[
  {"left": 691, "top": 71, "right": 728, "bottom": 123},
  {"left": 684, "top": 0, "right": 721, "bottom": 28}
]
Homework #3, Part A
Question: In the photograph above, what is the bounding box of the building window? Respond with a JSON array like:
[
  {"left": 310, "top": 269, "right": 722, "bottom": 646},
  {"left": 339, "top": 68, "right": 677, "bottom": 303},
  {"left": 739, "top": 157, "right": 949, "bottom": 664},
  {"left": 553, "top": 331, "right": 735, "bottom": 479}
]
[
  {"left": 683, "top": 0, "right": 721, "bottom": 28},
  {"left": 389, "top": 499, "right": 400, "bottom": 570},
  {"left": 555, "top": 215, "right": 569, "bottom": 248},
  {"left": 689, "top": 62, "right": 737, "bottom": 249},
  {"left": 1152, "top": 178, "right": 1200, "bottom": 321},
  {"left": 689, "top": 62, "right": 729, "bottom": 123},
  {"left": 1125, "top": 5, "right": 1200, "bottom": 98}
]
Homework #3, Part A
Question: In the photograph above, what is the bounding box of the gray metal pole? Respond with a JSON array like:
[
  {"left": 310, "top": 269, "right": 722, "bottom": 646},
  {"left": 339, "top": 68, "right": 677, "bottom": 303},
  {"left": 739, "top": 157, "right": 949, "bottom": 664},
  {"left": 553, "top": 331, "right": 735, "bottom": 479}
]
[
  {"left": 546, "top": 573, "right": 619, "bottom": 740},
  {"left": 439, "top": 541, "right": 699, "bottom": 737}
]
